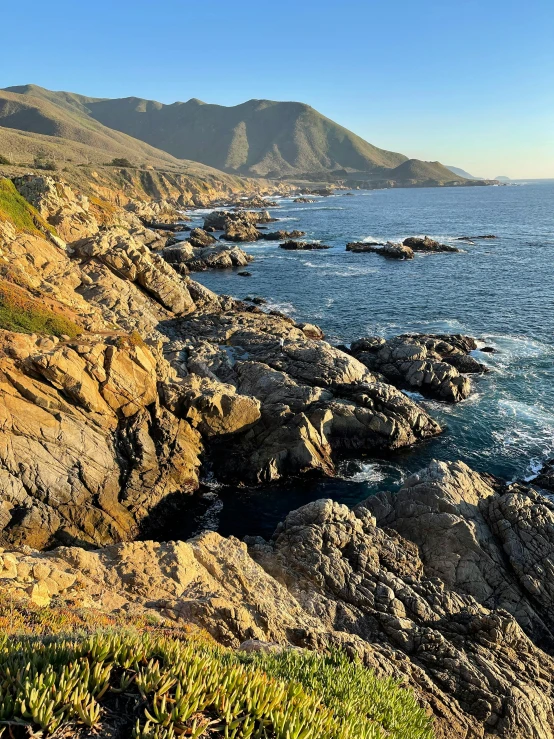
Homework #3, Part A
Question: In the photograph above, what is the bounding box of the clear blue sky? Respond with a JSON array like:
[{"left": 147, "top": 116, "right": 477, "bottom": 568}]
[{"left": 3, "top": 0, "right": 553, "bottom": 178}]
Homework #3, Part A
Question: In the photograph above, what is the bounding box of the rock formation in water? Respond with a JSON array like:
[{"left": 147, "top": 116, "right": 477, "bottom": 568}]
[
  {"left": 402, "top": 236, "right": 460, "bottom": 252},
  {"left": 349, "top": 334, "right": 489, "bottom": 402},
  {"left": 347, "top": 241, "right": 415, "bottom": 259}
]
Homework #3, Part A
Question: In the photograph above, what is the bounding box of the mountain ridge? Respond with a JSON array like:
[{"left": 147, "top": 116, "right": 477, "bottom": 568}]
[{"left": 1, "top": 84, "right": 477, "bottom": 185}]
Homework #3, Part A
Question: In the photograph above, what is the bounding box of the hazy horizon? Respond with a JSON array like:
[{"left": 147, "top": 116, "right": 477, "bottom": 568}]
[{"left": 3, "top": 0, "right": 553, "bottom": 179}]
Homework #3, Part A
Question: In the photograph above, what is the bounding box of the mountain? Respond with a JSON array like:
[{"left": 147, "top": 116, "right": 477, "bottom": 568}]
[
  {"left": 1, "top": 85, "right": 472, "bottom": 185},
  {"left": 386, "top": 159, "right": 467, "bottom": 185},
  {"left": 495, "top": 175, "right": 511, "bottom": 182},
  {"left": 446, "top": 165, "right": 481, "bottom": 180}
]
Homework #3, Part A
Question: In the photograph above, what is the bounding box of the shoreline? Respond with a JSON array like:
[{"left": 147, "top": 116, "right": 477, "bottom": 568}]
[{"left": 1, "top": 171, "right": 554, "bottom": 737}]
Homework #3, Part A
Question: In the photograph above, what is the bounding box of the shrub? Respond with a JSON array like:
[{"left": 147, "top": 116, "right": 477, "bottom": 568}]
[
  {"left": 0, "top": 626, "right": 433, "bottom": 738},
  {"left": 33, "top": 156, "right": 57, "bottom": 171},
  {"left": 109, "top": 157, "right": 133, "bottom": 167},
  {"left": 0, "top": 155, "right": 10, "bottom": 165}
]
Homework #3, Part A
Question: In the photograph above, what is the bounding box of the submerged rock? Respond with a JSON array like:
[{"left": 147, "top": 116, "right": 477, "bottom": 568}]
[{"left": 279, "top": 240, "right": 331, "bottom": 250}]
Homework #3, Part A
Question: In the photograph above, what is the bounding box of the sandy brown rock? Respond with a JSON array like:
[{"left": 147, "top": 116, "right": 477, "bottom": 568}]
[{"left": 13, "top": 175, "right": 99, "bottom": 242}]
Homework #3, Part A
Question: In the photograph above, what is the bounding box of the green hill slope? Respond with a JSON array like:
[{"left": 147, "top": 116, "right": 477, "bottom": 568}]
[{"left": 2, "top": 85, "right": 463, "bottom": 183}]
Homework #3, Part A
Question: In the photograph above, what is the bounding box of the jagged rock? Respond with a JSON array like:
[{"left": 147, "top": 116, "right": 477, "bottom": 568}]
[
  {"left": 3, "top": 461, "right": 554, "bottom": 737},
  {"left": 162, "top": 375, "right": 261, "bottom": 438},
  {"left": 279, "top": 240, "right": 331, "bottom": 250},
  {"left": 259, "top": 230, "right": 306, "bottom": 240},
  {"left": 402, "top": 236, "right": 460, "bottom": 252},
  {"left": 163, "top": 242, "right": 253, "bottom": 272},
  {"left": 187, "top": 228, "right": 217, "bottom": 248},
  {"left": 533, "top": 459, "right": 554, "bottom": 492},
  {"left": 0, "top": 335, "right": 202, "bottom": 548},
  {"left": 203, "top": 211, "right": 259, "bottom": 242},
  {"left": 12, "top": 175, "right": 99, "bottom": 242},
  {"left": 347, "top": 241, "right": 414, "bottom": 259},
  {"left": 73, "top": 227, "right": 196, "bottom": 314},
  {"left": 350, "top": 334, "right": 487, "bottom": 402},
  {"left": 293, "top": 197, "right": 316, "bottom": 203}
]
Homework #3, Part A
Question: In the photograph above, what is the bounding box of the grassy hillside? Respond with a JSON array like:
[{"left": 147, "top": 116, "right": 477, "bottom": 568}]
[
  {"left": 0, "top": 85, "right": 465, "bottom": 183},
  {"left": 385, "top": 158, "right": 467, "bottom": 184}
]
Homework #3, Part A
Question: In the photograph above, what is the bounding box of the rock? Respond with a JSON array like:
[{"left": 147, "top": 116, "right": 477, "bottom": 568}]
[
  {"left": 293, "top": 197, "right": 316, "bottom": 203},
  {"left": 187, "top": 227, "right": 217, "bottom": 248},
  {"left": 350, "top": 333, "right": 486, "bottom": 402},
  {"left": 203, "top": 210, "right": 275, "bottom": 242},
  {"left": 237, "top": 271, "right": 251, "bottom": 277},
  {"left": 73, "top": 228, "right": 196, "bottom": 315},
  {"left": 402, "top": 236, "right": 460, "bottom": 253},
  {"left": 163, "top": 375, "right": 261, "bottom": 438},
  {"left": 279, "top": 240, "right": 331, "bottom": 250},
  {"left": 4, "top": 460, "right": 554, "bottom": 738},
  {"left": 12, "top": 175, "right": 99, "bottom": 242},
  {"left": 456, "top": 234, "right": 497, "bottom": 240},
  {"left": 532, "top": 459, "right": 554, "bottom": 492},
  {"left": 347, "top": 241, "right": 413, "bottom": 259},
  {"left": 259, "top": 230, "right": 306, "bottom": 240}
]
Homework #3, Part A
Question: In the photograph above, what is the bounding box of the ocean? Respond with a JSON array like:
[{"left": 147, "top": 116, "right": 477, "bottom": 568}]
[{"left": 175, "top": 180, "right": 554, "bottom": 539}]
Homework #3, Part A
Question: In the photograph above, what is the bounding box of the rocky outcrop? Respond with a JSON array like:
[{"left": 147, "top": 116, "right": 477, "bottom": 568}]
[
  {"left": 347, "top": 241, "right": 414, "bottom": 259},
  {"left": 73, "top": 227, "right": 196, "bottom": 314},
  {"left": 280, "top": 240, "right": 331, "bottom": 250},
  {"left": 259, "top": 229, "right": 306, "bottom": 240},
  {"left": 402, "top": 236, "right": 460, "bottom": 252},
  {"left": 167, "top": 313, "right": 442, "bottom": 483},
  {"left": 350, "top": 334, "right": 488, "bottom": 402},
  {"left": 533, "top": 459, "right": 554, "bottom": 492},
  {"left": 12, "top": 175, "right": 99, "bottom": 242},
  {"left": 3, "top": 460, "right": 554, "bottom": 738},
  {"left": 187, "top": 227, "right": 217, "bottom": 247},
  {"left": 203, "top": 210, "right": 276, "bottom": 242},
  {"left": 163, "top": 241, "right": 253, "bottom": 272}
]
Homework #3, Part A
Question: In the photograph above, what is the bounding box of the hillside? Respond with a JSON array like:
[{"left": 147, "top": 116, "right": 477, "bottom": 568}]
[
  {"left": 1, "top": 85, "right": 473, "bottom": 185},
  {"left": 386, "top": 159, "right": 467, "bottom": 184},
  {"left": 447, "top": 165, "right": 481, "bottom": 179}
]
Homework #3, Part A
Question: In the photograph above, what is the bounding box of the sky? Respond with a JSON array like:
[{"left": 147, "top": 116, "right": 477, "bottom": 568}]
[{"left": 2, "top": 0, "right": 553, "bottom": 178}]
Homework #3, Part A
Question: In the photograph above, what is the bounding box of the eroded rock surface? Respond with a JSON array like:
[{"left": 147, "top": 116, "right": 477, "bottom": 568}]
[
  {"left": 3, "top": 461, "right": 554, "bottom": 738},
  {"left": 350, "top": 334, "right": 488, "bottom": 402}
]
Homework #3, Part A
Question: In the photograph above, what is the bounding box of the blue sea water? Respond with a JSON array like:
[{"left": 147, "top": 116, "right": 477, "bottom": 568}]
[{"left": 179, "top": 181, "right": 554, "bottom": 539}]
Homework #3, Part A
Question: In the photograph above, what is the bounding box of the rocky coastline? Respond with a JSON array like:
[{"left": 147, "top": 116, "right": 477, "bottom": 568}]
[{"left": 0, "top": 172, "right": 553, "bottom": 738}]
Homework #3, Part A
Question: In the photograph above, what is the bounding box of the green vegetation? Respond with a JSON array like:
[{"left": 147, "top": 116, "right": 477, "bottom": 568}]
[
  {"left": 0, "top": 84, "right": 467, "bottom": 183},
  {"left": 109, "top": 157, "right": 134, "bottom": 167},
  {"left": 0, "top": 280, "right": 82, "bottom": 337},
  {"left": 33, "top": 155, "right": 57, "bottom": 171},
  {"left": 0, "top": 626, "right": 433, "bottom": 739},
  {"left": 0, "top": 155, "right": 10, "bottom": 165},
  {"left": 0, "top": 178, "right": 54, "bottom": 235}
]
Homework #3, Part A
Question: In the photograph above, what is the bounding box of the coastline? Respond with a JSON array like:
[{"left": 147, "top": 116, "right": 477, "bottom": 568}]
[{"left": 0, "top": 170, "right": 554, "bottom": 737}]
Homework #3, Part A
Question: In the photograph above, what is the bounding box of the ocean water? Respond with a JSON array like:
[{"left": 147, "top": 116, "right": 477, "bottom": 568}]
[{"left": 175, "top": 181, "right": 554, "bottom": 539}]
